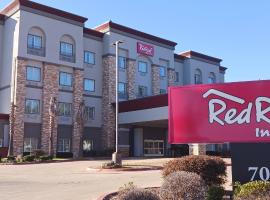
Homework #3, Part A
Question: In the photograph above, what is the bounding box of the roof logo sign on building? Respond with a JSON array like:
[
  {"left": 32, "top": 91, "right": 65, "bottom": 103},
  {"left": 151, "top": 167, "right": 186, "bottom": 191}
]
[{"left": 137, "top": 42, "right": 154, "bottom": 57}]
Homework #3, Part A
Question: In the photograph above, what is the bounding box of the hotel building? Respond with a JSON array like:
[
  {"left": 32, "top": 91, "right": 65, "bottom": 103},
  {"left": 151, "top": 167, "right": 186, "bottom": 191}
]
[{"left": 0, "top": 0, "right": 227, "bottom": 158}]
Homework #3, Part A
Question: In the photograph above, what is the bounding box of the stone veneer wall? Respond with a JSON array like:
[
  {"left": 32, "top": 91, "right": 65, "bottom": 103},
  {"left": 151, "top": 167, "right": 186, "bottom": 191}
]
[
  {"left": 167, "top": 68, "right": 175, "bottom": 87},
  {"left": 72, "top": 69, "right": 84, "bottom": 158},
  {"left": 12, "top": 58, "right": 26, "bottom": 155},
  {"left": 101, "top": 55, "right": 116, "bottom": 150},
  {"left": 41, "top": 63, "right": 59, "bottom": 156},
  {"left": 126, "top": 59, "right": 136, "bottom": 100},
  {"left": 151, "top": 64, "right": 160, "bottom": 95}
]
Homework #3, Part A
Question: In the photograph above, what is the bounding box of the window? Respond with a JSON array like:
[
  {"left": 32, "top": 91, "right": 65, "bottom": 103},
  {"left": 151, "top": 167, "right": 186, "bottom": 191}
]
[
  {"left": 138, "top": 61, "right": 147, "bottom": 73},
  {"left": 25, "top": 99, "right": 40, "bottom": 114},
  {"left": 58, "top": 102, "right": 72, "bottom": 116},
  {"left": 160, "top": 89, "right": 166, "bottom": 94},
  {"left": 194, "top": 69, "right": 202, "bottom": 84},
  {"left": 59, "top": 72, "right": 72, "bottom": 86},
  {"left": 27, "top": 34, "right": 42, "bottom": 49},
  {"left": 84, "top": 79, "right": 95, "bottom": 92},
  {"left": 208, "top": 72, "right": 216, "bottom": 83},
  {"left": 24, "top": 137, "right": 38, "bottom": 153},
  {"left": 175, "top": 72, "right": 179, "bottom": 82},
  {"left": 84, "top": 51, "right": 95, "bottom": 64},
  {"left": 144, "top": 140, "right": 164, "bottom": 156},
  {"left": 119, "top": 56, "right": 126, "bottom": 69},
  {"left": 57, "top": 138, "right": 70, "bottom": 152},
  {"left": 83, "top": 139, "right": 93, "bottom": 152},
  {"left": 85, "top": 106, "right": 95, "bottom": 121},
  {"left": 60, "top": 42, "right": 73, "bottom": 56},
  {"left": 159, "top": 66, "right": 166, "bottom": 77},
  {"left": 0, "top": 138, "right": 3, "bottom": 147},
  {"left": 138, "top": 85, "right": 148, "bottom": 97},
  {"left": 118, "top": 82, "right": 127, "bottom": 94},
  {"left": 26, "top": 66, "right": 41, "bottom": 82}
]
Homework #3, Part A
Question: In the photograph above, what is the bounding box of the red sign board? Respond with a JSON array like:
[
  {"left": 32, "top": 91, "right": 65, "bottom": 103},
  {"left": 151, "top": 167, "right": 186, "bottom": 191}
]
[
  {"left": 169, "top": 80, "right": 270, "bottom": 144},
  {"left": 137, "top": 42, "right": 154, "bottom": 56}
]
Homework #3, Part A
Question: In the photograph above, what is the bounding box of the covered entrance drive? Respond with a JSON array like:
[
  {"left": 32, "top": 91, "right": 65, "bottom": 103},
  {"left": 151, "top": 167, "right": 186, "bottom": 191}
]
[{"left": 117, "top": 94, "right": 188, "bottom": 157}]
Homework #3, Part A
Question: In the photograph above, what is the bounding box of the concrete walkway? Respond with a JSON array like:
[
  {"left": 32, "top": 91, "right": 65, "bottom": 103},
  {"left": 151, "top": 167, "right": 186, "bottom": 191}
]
[{"left": 0, "top": 158, "right": 232, "bottom": 200}]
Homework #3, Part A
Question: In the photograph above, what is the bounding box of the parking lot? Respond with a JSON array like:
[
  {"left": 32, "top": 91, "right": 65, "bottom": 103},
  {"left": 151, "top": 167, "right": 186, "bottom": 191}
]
[{"left": 0, "top": 158, "right": 232, "bottom": 200}]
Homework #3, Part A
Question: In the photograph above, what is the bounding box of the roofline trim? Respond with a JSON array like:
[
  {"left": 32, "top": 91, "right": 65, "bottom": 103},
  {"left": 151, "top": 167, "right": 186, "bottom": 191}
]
[
  {"left": 95, "top": 21, "right": 177, "bottom": 47},
  {"left": 180, "top": 50, "right": 222, "bottom": 63},
  {"left": 1, "top": 0, "right": 88, "bottom": 23}
]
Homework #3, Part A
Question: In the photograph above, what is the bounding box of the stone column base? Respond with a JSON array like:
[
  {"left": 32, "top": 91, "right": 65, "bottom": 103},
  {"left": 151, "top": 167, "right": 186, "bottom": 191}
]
[{"left": 189, "top": 144, "right": 206, "bottom": 155}]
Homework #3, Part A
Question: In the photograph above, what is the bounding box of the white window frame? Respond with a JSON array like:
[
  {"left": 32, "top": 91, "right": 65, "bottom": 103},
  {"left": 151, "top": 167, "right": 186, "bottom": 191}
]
[
  {"left": 27, "top": 34, "right": 42, "bottom": 49},
  {"left": 59, "top": 72, "right": 72, "bottom": 87},
  {"left": 25, "top": 99, "right": 40, "bottom": 114},
  {"left": 24, "top": 137, "right": 38, "bottom": 153},
  {"left": 84, "top": 51, "right": 95, "bottom": 64},
  {"left": 85, "top": 106, "right": 95, "bottom": 121},
  {"left": 60, "top": 42, "right": 73, "bottom": 57},
  {"left": 57, "top": 138, "right": 71, "bottom": 152},
  {"left": 144, "top": 139, "right": 164, "bottom": 156},
  {"left": 118, "top": 82, "right": 127, "bottom": 95},
  {"left": 84, "top": 79, "right": 95, "bottom": 92},
  {"left": 138, "top": 61, "right": 148, "bottom": 73},
  {"left": 26, "top": 66, "right": 41, "bottom": 82},
  {"left": 118, "top": 56, "right": 126, "bottom": 69},
  {"left": 159, "top": 66, "right": 166, "bottom": 77},
  {"left": 138, "top": 85, "right": 148, "bottom": 97},
  {"left": 208, "top": 72, "right": 216, "bottom": 84},
  {"left": 58, "top": 102, "right": 72, "bottom": 116}
]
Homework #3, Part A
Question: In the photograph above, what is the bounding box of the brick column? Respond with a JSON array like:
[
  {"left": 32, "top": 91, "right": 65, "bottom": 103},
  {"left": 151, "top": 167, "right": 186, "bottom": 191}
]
[
  {"left": 167, "top": 68, "right": 175, "bottom": 87},
  {"left": 189, "top": 144, "right": 206, "bottom": 155},
  {"left": 101, "top": 55, "right": 116, "bottom": 150},
  {"left": 41, "top": 63, "right": 59, "bottom": 156},
  {"left": 126, "top": 58, "right": 136, "bottom": 100},
  {"left": 72, "top": 69, "right": 84, "bottom": 158},
  {"left": 12, "top": 58, "right": 26, "bottom": 156},
  {"left": 151, "top": 64, "right": 160, "bottom": 95}
]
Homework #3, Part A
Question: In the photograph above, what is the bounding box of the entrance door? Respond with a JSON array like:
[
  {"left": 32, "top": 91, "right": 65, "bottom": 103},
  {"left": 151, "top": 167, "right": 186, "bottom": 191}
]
[{"left": 144, "top": 139, "right": 164, "bottom": 156}]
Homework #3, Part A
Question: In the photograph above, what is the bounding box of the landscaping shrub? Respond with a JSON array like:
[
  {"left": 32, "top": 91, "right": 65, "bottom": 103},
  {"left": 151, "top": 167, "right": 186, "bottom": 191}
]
[
  {"left": 101, "top": 161, "right": 121, "bottom": 169},
  {"left": 118, "top": 182, "right": 160, "bottom": 200},
  {"left": 22, "top": 155, "right": 35, "bottom": 162},
  {"left": 40, "top": 155, "right": 53, "bottom": 162},
  {"left": 162, "top": 155, "right": 226, "bottom": 186},
  {"left": 160, "top": 171, "right": 207, "bottom": 200},
  {"left": 7, "top": 156, "right": 15, "bottom": 162},
  {"left": 56, "top": 152, "right": 73, "bottom": 158},
  {"left": 15, "top": 155, "right": 23, "bottom": 163},
  {"left": 234, "top": 181, "right": 270, "bottom": 200},
  {"left": 206, "top": 186, "right": 225, "bottom": 200},
  {"left": 32, "top": 149, "right": 45, "bottom": 159}
]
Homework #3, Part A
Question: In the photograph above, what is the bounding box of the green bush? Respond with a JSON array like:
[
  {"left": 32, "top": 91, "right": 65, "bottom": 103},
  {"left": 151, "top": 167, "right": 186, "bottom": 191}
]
[
  {"left": 32, "top": 149, "right": 45, "bottom": 159},
  {"left": 101, "top": 161, "right": 121, "bottom": 169},
  {"left": 162, "top": 155, "right": 226, "bottom": 186},
  {"left": 207, "top": 186, "right": 225, "bottom": 200},
  {"left": 7, "top": 156, "right": 15, "bottom": 162},
  {"left": 40, "top": 156, "right": 53, "bottom": 162},
  {"left": 160, "top": 171, "right": 207, "bottom": 200},
  {"left": 234, "top": 181, "right": 270, "bottom": 200},
  {"left": 22, "top": 155, "right": 35, "bottom": 162}
]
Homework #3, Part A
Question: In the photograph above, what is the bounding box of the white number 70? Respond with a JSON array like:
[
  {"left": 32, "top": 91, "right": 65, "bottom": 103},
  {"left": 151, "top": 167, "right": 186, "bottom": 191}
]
[{"left": 248, "top": 167, "right": 270, "bottom": 181}]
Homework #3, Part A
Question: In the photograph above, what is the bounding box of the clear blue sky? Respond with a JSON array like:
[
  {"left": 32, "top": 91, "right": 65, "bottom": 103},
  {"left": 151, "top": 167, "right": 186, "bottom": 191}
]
[{"left": 1, "top": 0, "right": 270, "bottom": 82}]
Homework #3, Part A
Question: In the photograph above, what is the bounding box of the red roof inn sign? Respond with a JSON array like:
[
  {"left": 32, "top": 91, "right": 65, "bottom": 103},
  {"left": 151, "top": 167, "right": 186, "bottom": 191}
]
[
  {"left": 137, "top": 42, "right": 154, "bottom": 57},
  {"left": 169, "top": 80, "right": 270, "bottom": 144}
]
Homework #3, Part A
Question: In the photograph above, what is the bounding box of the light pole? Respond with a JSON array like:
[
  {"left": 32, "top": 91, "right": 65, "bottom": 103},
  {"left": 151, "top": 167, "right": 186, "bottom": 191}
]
[{"left": 112, "top": 40, "right": 124, "bottom": 165}]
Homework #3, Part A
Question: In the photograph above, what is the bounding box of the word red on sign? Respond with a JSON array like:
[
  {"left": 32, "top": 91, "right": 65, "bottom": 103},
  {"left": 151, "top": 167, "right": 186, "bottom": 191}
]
[
  {"left": 137, "top": 42, "right": 154, "bottom": 56},
  {"left": 168, "top": 80, "right": 270, "bottom": 144}
]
